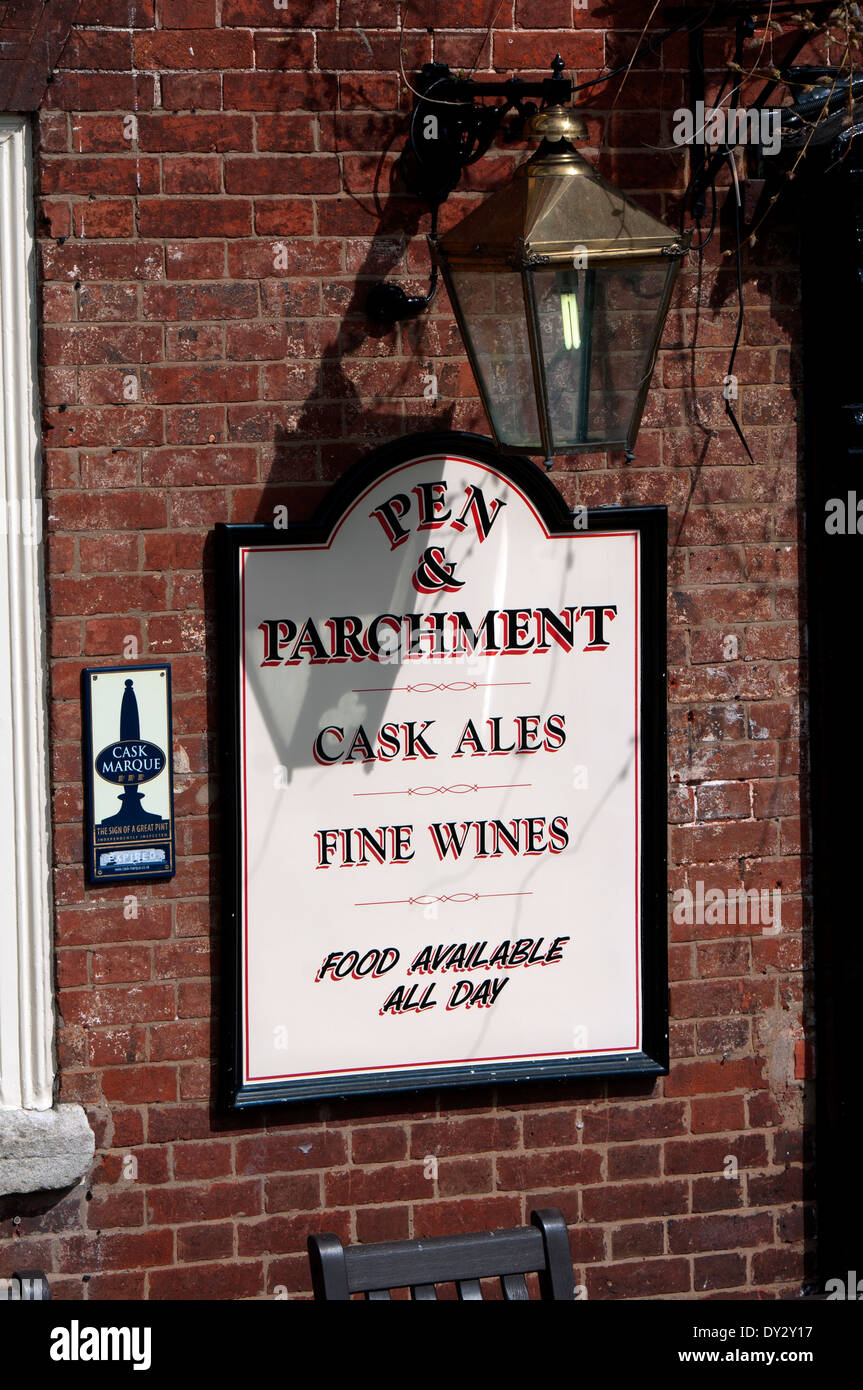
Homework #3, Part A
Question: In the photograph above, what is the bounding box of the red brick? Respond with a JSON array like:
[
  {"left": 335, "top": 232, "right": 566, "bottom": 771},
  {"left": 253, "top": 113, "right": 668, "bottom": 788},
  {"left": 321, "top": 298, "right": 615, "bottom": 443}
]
[
  {"left": 77, "top": 284, "right": 138, "bottom": 320},
  {"left": 583, "top": 1181, "right": 689, "bottom": 1223},
  {"left": 238, "top": 1210, "right": 350, "bottom": 1257},
  {"left": 140, "top": 366, "right": 257, "bottom": 405},
  {"left": 581, "top": 1102, "right": 686, "bottom": 1144},
  {"left": 747, "top": 1167, "right": 805, "bottom": 1207},
  {"left": 57, "top": 1229, "right": 174, "bottom": 1273},
  {"left": 138, "top": 200, "right": 252, "bottom": 239},
  {"left": 437, "top": 1157, "right": 494, "bottom": 1197},
  {"left": 317, "top": 33, "right": 430, "bottom": 72},
  {"left": 751, "top": 1248, "right": 804, "bottom": 1285},
  {"left": 148, "top": 1261, "right": 264, "bottom": 1300},
  {"left": 156, "top": 0, "right": 217, "bottom": 25},
  {"left": 45, "top": 406, "right": 165, "bottom": 450},
  {"left": 61, "top": 985, "right": 174, "bottom": 1027},
  {"left": 255, "top": 115, "right": 316, "bottom": 152},
  {"left": 172, "top": 1141, "right": 234, "bottom": 1181},
  {"left": 693, "top": 1253, "right": 748, "bottom": 1291},
  {"left": 137, "top": 115, "right": 251, "bottom": 154},
  {"left": 611, "top": 1222, "right": 664, "bottom": 1259},
  {"left": 265, "top": 1173, "right": 322, "bottom": 1212},
  {"left": 160, "top": 72, "right": 221, "bottom": 109},
  {"left": 76, "top": 0, "right": 154, "bottom": 21},
  {"left": 91, "top": 945, "right": 151, "bottom": 984},
  {"left": 101, "top": 1066, "right": 177, "bottom": 1104},
  {"left": 134, "top": 31, "right": 253, "bottom": 70},
  {"left": 664, "top": 1134, "right": 768, "bottom": 1176},
  {"left": 163, "top": 156, "right": 222, "bottom": 194},
  {"left": 497, "top": 1149, "right": 603, "bottom": 1190},
  {"left": 325, "top": 1163, "right": 428, "bottom": 1206},
  {"left": 55, "top": 902, "right": 172, "bottom": 946},
  {"left": 52, "top": 574, "right": 167, "bottom": 617},
  {"left": 153, "top": 939, "right": 210, "bottom": 978},
  {"left": 44, "top": 325, "right": 162, "bottom": 366},
  {"left": 88, "top": 1026, "right": 147, "bottom": 1067},
  {"left": 79, "top": 456, "right": 139, "bottom": 495},
  {"left": 165, "top": 325, "right": 224, "bottom": 361},
  {"left": 664, "top": 1050, "right": 761, "bottom": 1095},
  {"left": 355, "top": 1206, "right": 411, "bottom": 1244},
  {"left": 222, "top": 0, "right": 336, "bottom": 24},
  {"left": 607, "top": 1144, "right": 661, "bottom": 1180},
  {"left": 149, "top": 1021, "right": 211, "bottom": 1062},
  {"left": 587, "top": 1258, "right": 690, "bottom": 1299},
  {"left": 177, "top": 1223, "right": 234, "bottom": 1263},
  {"left": 412, "top": 1197, "right": 522, "bottom": 1239},
  {"left": 696, "top": 782, "right": 752, "bottom": 820},
  {"left": 254, "top": 33, "right": 315, "bottom": 69},
  {"left": 224, "top": 72, "right": 338, "bottom": 112},
  {"left": 408, "top": 1116, "right": 519, "bottom": 1157},
  {"left": 236, "top": 1130, "right": 347, "bottom": 1174},
  {"left": 80, "top": 1177, "right": 143, "bottom": 1227},
  {"left": 351, "top": 1124, "right": 408, "bottom": 1165},
  {"left": 686, "top": 1100, "right": 739, "bottom": 1134},
  {"left": 521, "top": 1110, "right": 578, "bottom": 1149},
  {"left": 667, "top": 1212, "right": 774, "bottom": 1253},
  {"left": 45, "top": 73, "right": 155, "bottom": 113},
  {"left": 671, "top": 821, "right": 778, "bottom": 863},
  {"left": 147, "top": 1180, "right": 262, "bottom": 1225},
  {"left": 253, "top": 201, "right": 315, "bottom": 237}
]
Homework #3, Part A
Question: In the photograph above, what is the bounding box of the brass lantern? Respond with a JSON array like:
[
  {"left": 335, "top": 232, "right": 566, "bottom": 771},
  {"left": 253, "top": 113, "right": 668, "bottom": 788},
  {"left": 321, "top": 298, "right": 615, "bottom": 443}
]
[{"left": 432, "top": 107, "right": 690, "bottom": 464}]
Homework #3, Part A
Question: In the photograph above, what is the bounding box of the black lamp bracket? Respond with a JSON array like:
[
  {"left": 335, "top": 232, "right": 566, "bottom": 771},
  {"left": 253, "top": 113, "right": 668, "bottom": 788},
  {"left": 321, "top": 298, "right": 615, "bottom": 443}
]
[
  {"left": 366, "top": 55, "right": 574, "bottom": 325},
  {"left": 400, "top": 54, "right": 574, "bottom": 206}
]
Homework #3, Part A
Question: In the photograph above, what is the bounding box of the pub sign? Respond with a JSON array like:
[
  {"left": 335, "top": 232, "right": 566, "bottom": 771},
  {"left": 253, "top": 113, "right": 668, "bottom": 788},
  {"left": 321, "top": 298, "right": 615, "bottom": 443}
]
[{"left": 219, "top": 432, "right": 667, "bottom": 1106}]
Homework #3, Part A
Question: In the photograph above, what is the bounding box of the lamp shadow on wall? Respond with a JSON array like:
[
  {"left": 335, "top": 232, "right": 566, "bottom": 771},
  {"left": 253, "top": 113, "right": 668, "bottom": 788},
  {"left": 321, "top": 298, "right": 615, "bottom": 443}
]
[{"left": 262, "top": 149, "right": 460, "bottom": 516}]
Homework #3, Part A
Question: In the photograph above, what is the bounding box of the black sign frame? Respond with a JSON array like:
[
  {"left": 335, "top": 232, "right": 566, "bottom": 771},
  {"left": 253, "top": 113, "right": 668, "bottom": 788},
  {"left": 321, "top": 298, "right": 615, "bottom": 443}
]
[{"left": 217, "top": 430, "right": 668, "bottom": 1109}]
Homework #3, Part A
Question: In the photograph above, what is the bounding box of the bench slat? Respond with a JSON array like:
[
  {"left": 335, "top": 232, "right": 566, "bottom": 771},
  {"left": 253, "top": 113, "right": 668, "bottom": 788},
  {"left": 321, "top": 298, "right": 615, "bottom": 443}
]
[
  {"left": 457, "top": 1279, "right": 483, "bottom": 1300},
  {"left": 502, "top": 1274, "right": 530, "bottom": 1300}
]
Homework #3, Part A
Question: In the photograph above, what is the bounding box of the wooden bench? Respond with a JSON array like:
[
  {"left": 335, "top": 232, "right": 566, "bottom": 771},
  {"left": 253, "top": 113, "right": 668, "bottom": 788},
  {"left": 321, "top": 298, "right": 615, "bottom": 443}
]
[{"left": 308, "top": 1207, "right": 575, "bottom": 1301}]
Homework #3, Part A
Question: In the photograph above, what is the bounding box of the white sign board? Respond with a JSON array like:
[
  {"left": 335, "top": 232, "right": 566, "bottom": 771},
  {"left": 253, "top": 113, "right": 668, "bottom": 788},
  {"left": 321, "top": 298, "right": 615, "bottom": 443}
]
[{"left": 219, "top": 434, "right": 666, "bottom": 1105}]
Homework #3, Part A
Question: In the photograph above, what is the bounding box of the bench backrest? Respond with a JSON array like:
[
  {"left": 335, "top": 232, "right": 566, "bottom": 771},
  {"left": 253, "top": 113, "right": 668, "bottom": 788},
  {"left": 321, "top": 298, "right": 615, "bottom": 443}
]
[{"left": 308, "top": 1207, "right": 575, "bottom": 1301}]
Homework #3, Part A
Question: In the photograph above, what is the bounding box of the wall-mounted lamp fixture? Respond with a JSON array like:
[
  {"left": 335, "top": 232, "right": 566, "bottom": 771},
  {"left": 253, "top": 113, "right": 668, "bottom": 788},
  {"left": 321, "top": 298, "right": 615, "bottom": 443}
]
[{"left": 370, "top": 57, "right": 689, "bottom": 466}]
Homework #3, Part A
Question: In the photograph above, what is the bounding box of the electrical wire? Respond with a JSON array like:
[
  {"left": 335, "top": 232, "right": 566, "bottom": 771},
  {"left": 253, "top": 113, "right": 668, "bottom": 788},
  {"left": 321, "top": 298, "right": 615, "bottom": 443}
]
[
  {"left": 685, "top": 175, "right": 719, "bottom": 251},
  {"left": 572, "top": 4, "right": 717, "bottom": 97},
  {"left": 723, "top": 149, "right": 756, "bottom": 463},
  {"left": 398, "top": 0, "right": 712, "bottom": 109},
  {"left": 398, "top": 0, "right": 507, "bottom": 107}
]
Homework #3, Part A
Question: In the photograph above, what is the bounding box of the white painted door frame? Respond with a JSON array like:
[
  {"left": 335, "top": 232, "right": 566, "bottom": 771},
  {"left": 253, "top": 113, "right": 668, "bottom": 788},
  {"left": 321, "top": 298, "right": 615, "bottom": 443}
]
[{"left": 0, "top": 114, "right": 54, "bottom": 1111}]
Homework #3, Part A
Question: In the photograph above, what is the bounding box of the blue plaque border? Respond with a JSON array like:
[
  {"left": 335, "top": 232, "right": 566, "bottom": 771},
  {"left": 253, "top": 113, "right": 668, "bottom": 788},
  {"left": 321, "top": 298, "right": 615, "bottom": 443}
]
[{"left": 82, "top": 663, "right": 176, "bottom": 885}]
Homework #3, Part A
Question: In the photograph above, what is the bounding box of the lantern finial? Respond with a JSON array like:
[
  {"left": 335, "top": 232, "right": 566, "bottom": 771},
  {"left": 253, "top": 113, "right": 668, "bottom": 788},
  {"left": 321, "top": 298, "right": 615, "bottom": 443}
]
[{"left": 528, "top": 106, "right": 588, "bottom": 145}]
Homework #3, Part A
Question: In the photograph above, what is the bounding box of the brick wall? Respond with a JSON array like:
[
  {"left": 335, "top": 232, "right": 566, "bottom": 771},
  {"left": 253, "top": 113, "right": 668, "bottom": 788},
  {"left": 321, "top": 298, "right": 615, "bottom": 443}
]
[{"left": 2, "top": 2, "right": 811, "bottom": 1299}]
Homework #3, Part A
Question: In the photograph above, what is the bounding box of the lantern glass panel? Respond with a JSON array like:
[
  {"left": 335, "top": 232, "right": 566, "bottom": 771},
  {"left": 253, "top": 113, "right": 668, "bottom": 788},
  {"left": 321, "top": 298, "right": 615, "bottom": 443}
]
[
  {"left": 533, "top": 262, "right": 672, "bottom": 450},
  {"left": 447, "top": 268, "right": 542, "bottom": 450}
]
